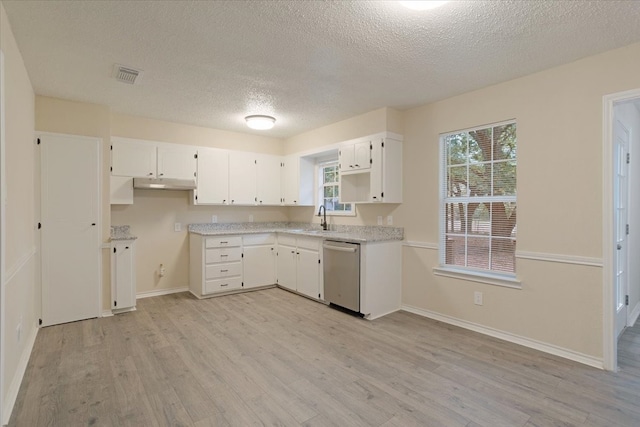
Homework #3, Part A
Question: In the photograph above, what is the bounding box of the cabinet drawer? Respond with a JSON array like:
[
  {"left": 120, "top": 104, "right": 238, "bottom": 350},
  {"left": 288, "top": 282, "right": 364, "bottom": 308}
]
[
  {"left": 205, "top": 262, "right": 242, "bottom": 280},
  {"left": 243, "top": 233, "right": 276, "bottom": 246},
  {"left": 205, "top": 247, "right": 242, "bottom": 263},
  {"left": 205, "top": 277, "right": 242, "bottom": 294},
  {"left": 205, "top": 236, "right": 241, "bottom": 248},
  {"left": 297, "top": 236, "right": 321, "bottom": 251}
]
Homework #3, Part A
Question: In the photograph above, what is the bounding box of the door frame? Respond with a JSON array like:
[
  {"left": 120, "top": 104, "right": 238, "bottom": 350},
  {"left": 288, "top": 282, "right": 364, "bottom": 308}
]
[
  {"left": 602, "top": 87, "right": 640, "bottom": 371},
  {"left": 0, "top": 48, "right": 6, "bottom": 426}
]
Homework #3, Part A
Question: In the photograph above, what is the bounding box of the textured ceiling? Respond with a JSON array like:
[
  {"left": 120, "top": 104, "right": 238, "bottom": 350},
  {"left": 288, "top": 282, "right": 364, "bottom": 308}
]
[{"left": 4, "top": 0, "right": 640, "bottom": 138}]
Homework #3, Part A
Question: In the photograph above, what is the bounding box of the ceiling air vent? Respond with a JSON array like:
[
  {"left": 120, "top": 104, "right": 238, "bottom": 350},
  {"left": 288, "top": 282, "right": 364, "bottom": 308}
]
[{"left": 113, "top": 64, "right": 143, "bottom": 85}]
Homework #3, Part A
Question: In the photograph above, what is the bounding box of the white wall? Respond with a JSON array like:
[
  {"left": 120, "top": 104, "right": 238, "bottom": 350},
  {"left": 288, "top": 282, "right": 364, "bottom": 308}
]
[
  {"left": 398, "top": 41, "right": 640, "bottom": 363},
  {"left": 0, "top": 2, "right": 36, "bottom": 423},
  {"left": 615, "top": 100, "right": 640, "bottom": 326}
]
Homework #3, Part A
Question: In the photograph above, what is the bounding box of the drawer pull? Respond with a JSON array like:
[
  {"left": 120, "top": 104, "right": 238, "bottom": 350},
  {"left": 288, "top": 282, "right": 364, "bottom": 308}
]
[
  {"left": 220, "top": 283, "right": 229, "bottom": 287},
  {"left": 220, "top": 269, "right": 228, "bottom": 273},
  {"left": 220, "top": 241, "right": 228, "bottom": 244},
  {"left": 220, "top": 254, "right": 228, "bottom": 257}
]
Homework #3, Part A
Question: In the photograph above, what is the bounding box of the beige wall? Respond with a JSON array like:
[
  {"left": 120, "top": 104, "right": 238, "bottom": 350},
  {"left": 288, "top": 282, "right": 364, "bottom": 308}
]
[
  {"left": 398, "top": 42, "right": 640, "bottom": 360},
  {"left": 1, "top": 2, "right": 36, "bottom": 420}
]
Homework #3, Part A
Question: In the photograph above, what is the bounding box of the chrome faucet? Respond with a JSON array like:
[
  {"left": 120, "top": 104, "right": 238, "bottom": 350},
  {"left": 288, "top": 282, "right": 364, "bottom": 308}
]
[{"left": 318, "top": 205, "right": 328, "bottom": 230}]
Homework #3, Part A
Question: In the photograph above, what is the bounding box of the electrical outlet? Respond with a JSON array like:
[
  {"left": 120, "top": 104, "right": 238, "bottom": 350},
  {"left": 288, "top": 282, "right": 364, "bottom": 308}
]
[
  {"left": 174, "top": 223, "right": 181, "bottom": 232},
  {"left": 211, "top": 215, "right": 218, "bottom": 223},
  {"left": 377, "top": 216, "right": 383, "bottom": 225},
  {"left": 474, "top": 291, "right": 483, "bottom": 306},
  {"left": 249, "top": 214, "right": 254, "bottom": 222},
  {"left": 387, "top": 215, "right": 393, "bottom": 225}
]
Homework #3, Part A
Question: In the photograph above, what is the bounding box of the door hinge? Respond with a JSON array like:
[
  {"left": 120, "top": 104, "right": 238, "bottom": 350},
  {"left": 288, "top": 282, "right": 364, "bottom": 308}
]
[
  {"left": 110, "top": 166, "right": 113, "bottom": 172},
  {"left": 626, "top": 295, "right": 629, "bottom": 306},
  {"left": 254, "top": 160, "right": 257, "bottom": 164},
  {"left": 37, "top": 222, "right": 42, "bottom": 230},
  {"left": 370, "top": 143, "right": 372, "bottom": 150},
  {"left": 627, "top": 153, "right": 630, "bottom": 164},
  {"left": 241, "top": 253, "right": 244, "bottom": 258},
  {"left": 318, "top": 259, "right": 320, "bottom": 264},
  {"left": 36, "top": 138, "right": 41, "bottom": 145},
  {"left": 38, "top": 318, "right": 42, "bottom": 326},
  {"left": 382, "top": 140, "right": 385, "bottom": 148},
  {"left": 242, "top": 282, "right": 244, "bottom": 287},
  {"left": 114, "top": 300, "right": 117, "bottom": 307},
  {"left": 110, "top": 145, "right": 113, "bottom": 151},
  {"left": 194, "top": 153, "right": 198, "bottom": 159},
  {"left": 318, "top": 293, "right": 321, "bottom": 298},
  {"left": 113, "top": 247, "right": 116, "bottom": 253},
  {"left": 381, "top": 192, "right": 384, "bottom": 198},
  {"left": 626, "top": 224, "right": 630, "bottom": 235},
  {"left": 370, "top": 158, "right": 372, "bottom": 164},
  {"left": 195, "top": 195, "right": 198, "bottom": 200}
]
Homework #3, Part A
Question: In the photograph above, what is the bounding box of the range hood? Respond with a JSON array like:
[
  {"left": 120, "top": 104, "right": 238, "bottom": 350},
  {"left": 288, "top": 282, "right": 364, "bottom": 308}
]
[{"left": 133, "top": 177, "right": 196, "bottom": 191}]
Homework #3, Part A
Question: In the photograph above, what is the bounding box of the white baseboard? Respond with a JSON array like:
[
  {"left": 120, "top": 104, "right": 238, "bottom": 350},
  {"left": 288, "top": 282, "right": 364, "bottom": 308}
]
[
  {"left": 136, "top": 286, "right": 188, "bottom": 300},
  {"left": 2, "top": 325, "right": 38, "bottom": 426},
  {"left": 629, "top": 301, "right": 640, "bottom": 327},
  {"left": 401, "top": 304, "right": 604, "bottom": 369},
  {"left": 101, "top": 310, "right": 113, "bottom": 317}
]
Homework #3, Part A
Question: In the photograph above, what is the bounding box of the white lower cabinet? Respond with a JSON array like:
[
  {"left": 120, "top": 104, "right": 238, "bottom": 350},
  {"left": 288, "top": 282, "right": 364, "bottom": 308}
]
[
  {"left": 243, "top": 234, "right": 277, "bottom": 289},
  {"left": 276, "top": 234, "right": 323, "bottom": 300},
  {"left": 190, "top": 234, "right": 243, "bottom": 297},
  {"left": 111, "top": 239, "right": 136, "bottom": 312}
]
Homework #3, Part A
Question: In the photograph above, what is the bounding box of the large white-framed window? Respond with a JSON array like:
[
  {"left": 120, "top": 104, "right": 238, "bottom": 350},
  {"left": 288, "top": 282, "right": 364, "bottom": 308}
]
[
  {"left": 317, "top": 160, "right": 354, "bottom": 215},
  {"left": 439, "top": 120, "right": 517, "bottom": 277}
]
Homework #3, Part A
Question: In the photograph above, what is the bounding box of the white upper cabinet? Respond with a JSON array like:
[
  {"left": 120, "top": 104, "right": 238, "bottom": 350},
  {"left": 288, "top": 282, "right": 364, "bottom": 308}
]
[
  {"left": 111, "top": 138, "right": 157, "bottom": 178},
  {"left": 195, "top": 148, "right": 229, "bottom": 205},
  {"left": 339, "top": 139, "right": 371, "bottom": 172},
  {"left": 229, "top": 151, "right": 257, "bottom": 205},
  {"left": 157, "top": 144, "right": 197, "bottom": 180},
  {"left": 256, "top": 154, "right": 282, "bottom": 205},
  {"left": 339, "top": 133, "right": 403, "bottom": 204},
  {"left": 282, "top": 155, "right": 315, "bottom": 206},
  {"left": 111, "top": 137, "right": 196, "bottom": 180}
]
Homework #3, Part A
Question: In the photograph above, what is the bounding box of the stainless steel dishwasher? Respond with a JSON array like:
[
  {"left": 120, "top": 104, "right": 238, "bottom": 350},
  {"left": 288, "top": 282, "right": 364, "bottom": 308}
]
[{"left": 323, "top": 240, "right": 360, "bottom": 313}]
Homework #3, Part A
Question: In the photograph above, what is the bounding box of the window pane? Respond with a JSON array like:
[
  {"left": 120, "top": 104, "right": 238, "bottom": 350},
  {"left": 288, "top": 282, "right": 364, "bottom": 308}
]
[
  {"left": 468, "top": 129, "right": 491, "bottom": 163},
  {"left": 324, "top": 185, "right": 334, "bottom": 198},
  {"left": 469, "top": 203, "right": 490, "bottom": 236},
  {"left": 493, "top": 124, "right": 516, "bottom": 161},
  {"left": 447, "top": 165, "right": 467, "bottom": 197},
  {"left": 446, "top": 133, "right": 467, "bottom": 165},
  {"left": 491, "top": 238, "right": 516, "bottom": 272},
  {"left": 467, "top": 236, "right": 490, "bottom": 270},
  {"left": 469, "top": 163, "right": 491, "bottom": 197},
  {"left": 324, "top": 167, "right": 336, "bottom": 184},
  {"left": 489, "top": 202, "right": 517, "bottom": 239},
  {"left": 445, "top": 235, "right": 466, "bottom": 267},
  {"left": 493, "top": 161, "right": 516, "bottom": 196},
  {"left": 445, "top": 202, "right": 466, "bottom": 234}
]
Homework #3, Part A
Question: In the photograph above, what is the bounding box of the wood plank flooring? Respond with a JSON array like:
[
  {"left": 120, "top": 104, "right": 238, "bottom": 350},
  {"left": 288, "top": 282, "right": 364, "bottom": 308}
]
[{"left": 8, "top": 288, "right": 640, "bottom": 426}]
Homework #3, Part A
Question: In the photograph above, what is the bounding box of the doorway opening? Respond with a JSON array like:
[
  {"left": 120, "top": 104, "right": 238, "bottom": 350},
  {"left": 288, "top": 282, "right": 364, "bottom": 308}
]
[{"left": 603, "top": 88, "right": 640, "bottom": 371}]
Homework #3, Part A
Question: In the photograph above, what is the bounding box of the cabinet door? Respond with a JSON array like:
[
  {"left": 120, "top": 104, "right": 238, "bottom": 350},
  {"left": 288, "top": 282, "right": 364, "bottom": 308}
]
[
  {"left": 244, "top": 245, "right": 276, "bottom": 288},
  {"left": 353, "top": 141, "right": 371, "bottom": 170},
  {"left": 111, "top": 138, "right": 157, "bottom": 178},
  {"left": 157, "top": 144, "right": 197, "bottom": 180},
  {"left": 277, "top": 244, "right": 297, "bottom": 291},
  {"left": 229, "top": 151, "right": 256, "bottom": 205},
  {"left": 196, "top": 148, "right": 229, "bottom": 204},
  {"left": 112, "top": 242, "right": 135, "bottom": 309},
  {"left": 370, "top": 139, "right": 383, "bottom": 202},
  {"left": 339, "top": 145, "right": 354, "bottom": 173},
  {"left": 256, "top": 154, "right": 282, "bottom": 205},
  {"left": 281, "top": 155, "right": 299, "bottom": 205},
  {"left": 297, "top": 247, "right": 320, "bottom": 299}
]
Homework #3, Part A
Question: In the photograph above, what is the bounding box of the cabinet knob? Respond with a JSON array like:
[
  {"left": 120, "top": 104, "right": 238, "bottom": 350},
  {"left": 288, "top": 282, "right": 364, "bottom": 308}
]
[
  {"left": 148, "top": 172, "right": 153, "bottom": 176},
  {"left": 91, "top": 223, "right": 96, "bottom": 226},
  {"left": 125, "top": 246, "right": 129, "bottom": 249},
  {"left": 354, "top": 164, "right": 359, "bottom": 167}
]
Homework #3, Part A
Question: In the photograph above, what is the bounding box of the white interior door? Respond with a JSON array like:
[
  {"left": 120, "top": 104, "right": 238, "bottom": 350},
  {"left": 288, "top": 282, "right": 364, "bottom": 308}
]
[
  {"left": 41, "top": 134, "right": 101, "bottom": 327},
  {"left": 614, "top": 119, "right": 630, "bottom": 338}
]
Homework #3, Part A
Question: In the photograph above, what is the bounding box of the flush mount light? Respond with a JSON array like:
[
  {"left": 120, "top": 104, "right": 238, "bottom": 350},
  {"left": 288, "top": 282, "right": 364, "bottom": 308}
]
[
  {"left": 245, "top": 115, "right": 276, "bottom": 130},
  {"left": 399, "top": 1, "right": 448, "bottom": 11}
]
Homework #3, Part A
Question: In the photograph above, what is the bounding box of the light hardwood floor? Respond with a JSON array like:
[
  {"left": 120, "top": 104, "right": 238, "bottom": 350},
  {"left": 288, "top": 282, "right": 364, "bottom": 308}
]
[{"left": 9, "top": 288, "right": 640, "bottom": 426}]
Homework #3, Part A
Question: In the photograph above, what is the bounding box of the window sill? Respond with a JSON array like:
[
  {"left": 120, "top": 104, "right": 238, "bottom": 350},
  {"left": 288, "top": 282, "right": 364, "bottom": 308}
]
[{"left": 432, "top": 267, "right": 522, "bottom": 289}]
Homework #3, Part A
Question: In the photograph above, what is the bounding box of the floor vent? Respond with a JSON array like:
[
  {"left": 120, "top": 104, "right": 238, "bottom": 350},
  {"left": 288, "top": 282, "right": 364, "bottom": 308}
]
[{"left": 113, "top": 64, "right": 143, "bottom": 84}]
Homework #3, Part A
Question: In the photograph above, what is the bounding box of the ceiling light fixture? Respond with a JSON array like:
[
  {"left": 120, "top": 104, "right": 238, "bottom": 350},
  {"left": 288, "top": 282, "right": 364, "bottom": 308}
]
[
  {"left": 399, "top": 1, "right": 448, "bottom": 11},
  {"left": 245, "top": 115, "right": 276, "bottom": 130}
]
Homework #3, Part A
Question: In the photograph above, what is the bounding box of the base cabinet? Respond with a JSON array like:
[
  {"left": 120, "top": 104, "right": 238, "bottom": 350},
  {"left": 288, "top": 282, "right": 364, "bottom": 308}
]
[
  {"left": 243, "top": 234, "right": 277, "bottom": 289},
  {"left": 111, "top": 239, "right": 136, "bottom": 312},
  {"left": 190, "top": 234, "right": 243, "bottom": 297},
  {"left": 276, "top": 235, "right": 323, "bottom": 300}
]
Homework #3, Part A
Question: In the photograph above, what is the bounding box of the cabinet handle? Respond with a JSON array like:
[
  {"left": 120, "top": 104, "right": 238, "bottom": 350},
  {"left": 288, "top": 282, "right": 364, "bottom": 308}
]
[
  {"left": 354, "top": 164, "right": 359, "bottom": 167},
  {"left": 223, "top": 199, "right": 226, "bottom": 203},
  {"left": 148, "top": 172, "right": 153, "bottom": 176},
  {"left": 349, "top": 165, "right": 354, "bottom": 168},
  {"left": 220, "top": 254, "right": 228, "bottom": 257},
  {"left": 220, "top": 269, "right": 228, "bottom": 272},
  {"left": 91, "top": 223, "right": 96, "bottom": 226},
  {"left": 159, "top": 173, "right": 164, "bottom": 177},
  {"left": 291, "top": 250, "right": 295, "bottom": 254},
  {"left": 221, "top": 283, "right": 229, "bottom": 287},
  {"left": 220, "top": 241, "right": 228, "bottom": 244},
  {"left": 125, "top": 246, "right": 129, "bottom": 249}
]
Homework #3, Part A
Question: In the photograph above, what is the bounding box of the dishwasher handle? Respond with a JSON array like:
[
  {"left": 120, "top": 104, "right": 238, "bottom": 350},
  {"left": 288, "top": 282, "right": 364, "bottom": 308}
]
[{"left": 323, "top": 243, "right": 357, "bottom": 253}]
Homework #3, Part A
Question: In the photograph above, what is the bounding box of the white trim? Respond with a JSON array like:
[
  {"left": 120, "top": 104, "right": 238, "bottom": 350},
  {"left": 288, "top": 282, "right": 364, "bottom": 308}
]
[
  {"left": 101, "top": 310, "right": 114, "bottom": 318},
  {"left": 136, "top": 286, "right": 188, "bottom": 299},
  {"left": 0, "top": 48, "right": 5, "bottom": 427},
  {"left": 101, "top": 242, "right": 111, "bottom": 250},
  {"left": 602, "top": 88, "right": 640, "bottom": 372},
  {"left": 402, "top": 304, "right": 603, "bottom": 369},
  {"left": 515, "top": 251, "right": 603, "bottom": 267},
  {"left": 4, "top": 247, "right": 36, "bottom": 284},
  {"left": 629, "top": 301, "right": 640, "bottom": 328},
  {"left": 403, "top": 240, "right": 438, "bottom": 250},
  {"left": 433, "top": 267, "right": 522, "bottom": 289},
  {"left": 2, "top": 325, "right": 38, "bottom": 426}
]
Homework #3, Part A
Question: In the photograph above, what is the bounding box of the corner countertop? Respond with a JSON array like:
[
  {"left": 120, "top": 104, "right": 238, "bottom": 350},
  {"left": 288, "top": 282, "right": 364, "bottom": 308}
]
[
  {"left": 110, "top": 225, "right": 138, "bottom": 241},
  {"left": 188, "top": 222, "right": 403, "bottom": 243}
]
